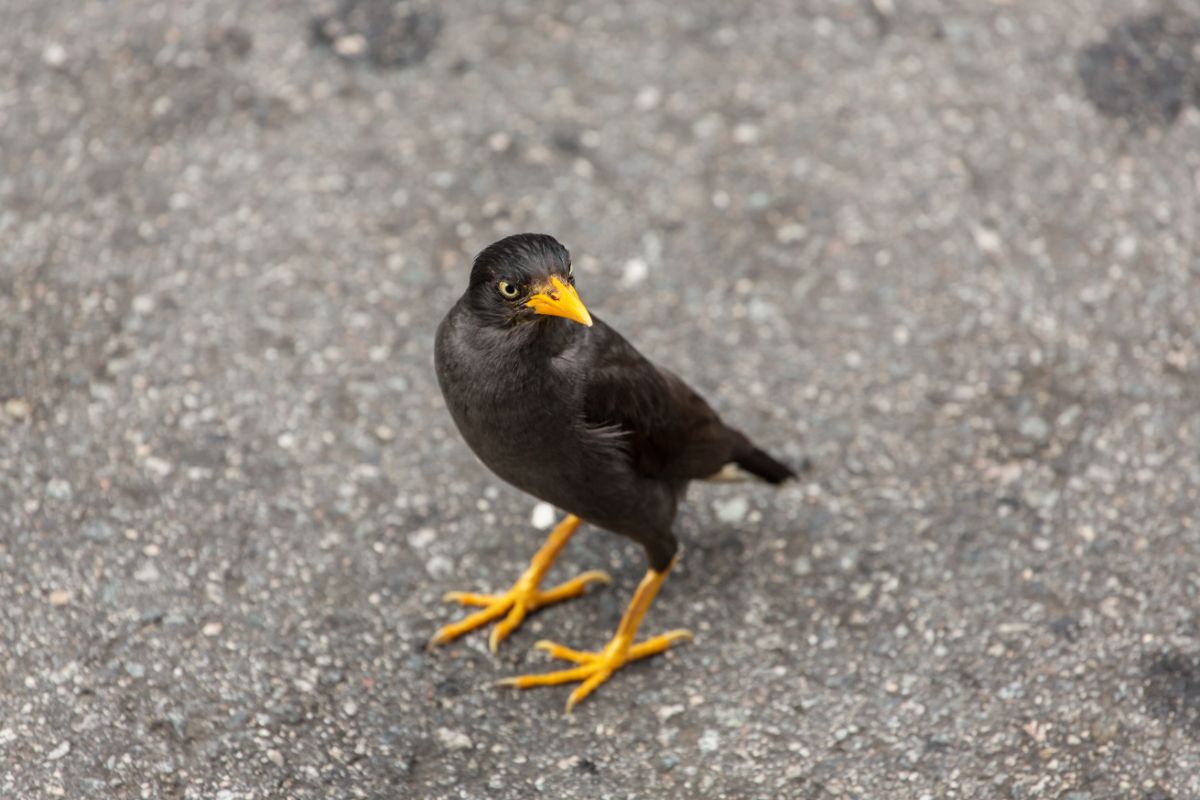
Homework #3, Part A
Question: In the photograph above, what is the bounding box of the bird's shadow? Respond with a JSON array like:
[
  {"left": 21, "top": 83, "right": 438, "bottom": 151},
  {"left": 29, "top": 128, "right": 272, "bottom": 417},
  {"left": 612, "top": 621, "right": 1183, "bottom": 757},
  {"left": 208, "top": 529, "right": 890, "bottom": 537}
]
[{"left": 683, "top": 522, "right": 749, "bottom": 588}]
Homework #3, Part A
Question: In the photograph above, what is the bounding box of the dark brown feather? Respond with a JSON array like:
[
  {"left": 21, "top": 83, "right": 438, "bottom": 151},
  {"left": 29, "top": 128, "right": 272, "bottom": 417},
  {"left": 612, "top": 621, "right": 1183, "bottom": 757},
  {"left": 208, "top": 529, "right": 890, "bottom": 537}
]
[
  {"left": 581, "top": 320, "right": 777, "bottom": 482},
  {"left": 435, "top": 233, "right": 796, "bottom": 572}
]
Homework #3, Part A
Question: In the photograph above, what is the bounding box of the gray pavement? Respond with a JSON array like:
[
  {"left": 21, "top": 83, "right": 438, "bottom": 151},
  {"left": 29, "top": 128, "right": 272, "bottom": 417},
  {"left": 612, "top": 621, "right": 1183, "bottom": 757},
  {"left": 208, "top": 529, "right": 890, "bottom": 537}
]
[{"left": 3, "top": 0, "right": 1200, "bottom": 797}]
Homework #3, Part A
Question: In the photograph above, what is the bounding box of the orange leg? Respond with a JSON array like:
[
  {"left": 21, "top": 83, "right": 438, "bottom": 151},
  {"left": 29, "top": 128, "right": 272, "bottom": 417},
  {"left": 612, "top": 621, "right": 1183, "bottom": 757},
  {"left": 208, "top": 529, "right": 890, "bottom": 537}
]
[
  {"left": 430, "top": 515, "right": 610, "bottom": 652},
  {"left": 497, "top": 558, "right": 693, "bottom": 712}
]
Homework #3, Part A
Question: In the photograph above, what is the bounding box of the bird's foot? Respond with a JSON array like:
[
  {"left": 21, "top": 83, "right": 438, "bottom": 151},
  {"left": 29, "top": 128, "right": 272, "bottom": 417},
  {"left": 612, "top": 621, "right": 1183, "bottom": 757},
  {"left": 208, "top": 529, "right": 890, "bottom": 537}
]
[
  {"left": 430, "top": 568, "right": 611, "bottom": 652},
  {"left": 497, "top": 629, "right": 693, "bottom": 712}
]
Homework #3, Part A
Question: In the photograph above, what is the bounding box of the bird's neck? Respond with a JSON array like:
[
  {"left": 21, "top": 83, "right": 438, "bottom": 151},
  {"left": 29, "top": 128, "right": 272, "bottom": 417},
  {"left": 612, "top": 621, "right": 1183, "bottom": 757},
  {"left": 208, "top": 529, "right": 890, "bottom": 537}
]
[
  {"left": 477, "top": 316, "right": 583, "bottom": 361},
  {"left": 526, "top": 316, "right": 583, "bottom": 353}
]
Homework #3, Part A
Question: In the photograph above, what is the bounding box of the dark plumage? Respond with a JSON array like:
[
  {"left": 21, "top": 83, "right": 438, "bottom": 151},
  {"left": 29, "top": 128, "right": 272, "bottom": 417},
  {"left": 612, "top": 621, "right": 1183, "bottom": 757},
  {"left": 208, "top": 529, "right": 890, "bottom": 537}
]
[
  {"left": 431, "top": 232, "right": 797, "bottom": 710},
  {"left": 436, "top": 233, "right": 794, "bottom": 570}
]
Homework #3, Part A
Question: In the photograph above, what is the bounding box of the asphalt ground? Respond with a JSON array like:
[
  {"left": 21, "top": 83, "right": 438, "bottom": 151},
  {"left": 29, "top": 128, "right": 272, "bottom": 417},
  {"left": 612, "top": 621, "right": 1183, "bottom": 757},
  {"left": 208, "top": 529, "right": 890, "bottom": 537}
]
[{"left": 2, "top": 1, "right": 1200, "bottom": 798}]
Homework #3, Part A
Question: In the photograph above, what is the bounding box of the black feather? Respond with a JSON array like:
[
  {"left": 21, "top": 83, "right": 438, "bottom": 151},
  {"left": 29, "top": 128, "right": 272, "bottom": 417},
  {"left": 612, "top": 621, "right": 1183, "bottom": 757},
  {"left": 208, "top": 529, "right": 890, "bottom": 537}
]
[
  {"left": 734, "top": 446, "right": 797, "bottom": 484},
  {"left": 435, "top": 233, "right": 797, "bottom": 572}
]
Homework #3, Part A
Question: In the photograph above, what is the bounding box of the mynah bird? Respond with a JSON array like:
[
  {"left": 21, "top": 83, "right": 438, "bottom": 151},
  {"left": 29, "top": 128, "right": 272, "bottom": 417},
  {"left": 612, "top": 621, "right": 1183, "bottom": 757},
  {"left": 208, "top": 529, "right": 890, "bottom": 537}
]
[{"left": 431, "top": 233, "right": 796, "bottom": 711}]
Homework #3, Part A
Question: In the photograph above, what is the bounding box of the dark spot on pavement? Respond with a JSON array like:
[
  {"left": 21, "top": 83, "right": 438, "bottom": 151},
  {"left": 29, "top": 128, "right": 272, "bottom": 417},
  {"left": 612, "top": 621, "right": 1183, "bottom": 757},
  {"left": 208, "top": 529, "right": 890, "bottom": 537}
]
[
  {"left": 550, "top": 131, "right": 584, "bottom": 156},
  {"left": 435, "top": 674, "right": 469, "bottom": 699},
  {"left": 205, "top": 25, "right": 254, "bottom": 60},
  {"left": 1078, "top": 10, "right": 1200, "bottom": 127},
  {"left": 1143, "top": 649, "right": 1200, "bottom": 733},
  {"left": 575, "top": 757, "right": 599, "bottom": 775},
  {"left": 923, "top": 735, "right": 952, "bottom": 754},
  {"left": 312, "top": 0, "right": 443, "bottom": 70},
  {"left": 1050, "top": 616, "right": 1082, "bottom": 643}
]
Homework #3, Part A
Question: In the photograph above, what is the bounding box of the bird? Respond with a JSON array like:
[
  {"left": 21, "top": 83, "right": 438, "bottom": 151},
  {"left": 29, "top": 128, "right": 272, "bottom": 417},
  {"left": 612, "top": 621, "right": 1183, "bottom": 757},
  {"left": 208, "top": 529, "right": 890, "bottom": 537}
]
[{"left": 431, "top": 233, "right": 797, "bottom": 711}]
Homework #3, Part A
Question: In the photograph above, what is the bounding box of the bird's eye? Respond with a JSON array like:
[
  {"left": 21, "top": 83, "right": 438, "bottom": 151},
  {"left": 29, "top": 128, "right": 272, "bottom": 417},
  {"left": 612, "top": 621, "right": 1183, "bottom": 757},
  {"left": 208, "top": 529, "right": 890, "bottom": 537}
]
[{"left": 498, "top": 280, "right": 519, "bottom": 298}]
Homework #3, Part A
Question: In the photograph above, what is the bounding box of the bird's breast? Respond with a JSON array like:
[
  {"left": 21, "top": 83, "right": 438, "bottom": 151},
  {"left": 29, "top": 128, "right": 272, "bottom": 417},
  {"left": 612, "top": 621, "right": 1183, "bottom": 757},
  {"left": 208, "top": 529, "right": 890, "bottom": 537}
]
[{"left": 436, "top": 323, "right": 584, "bottom": 500}]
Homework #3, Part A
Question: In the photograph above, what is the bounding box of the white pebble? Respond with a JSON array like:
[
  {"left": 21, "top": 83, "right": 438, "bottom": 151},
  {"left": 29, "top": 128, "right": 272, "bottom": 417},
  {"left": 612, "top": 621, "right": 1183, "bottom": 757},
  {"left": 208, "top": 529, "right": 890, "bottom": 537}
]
[
  {"left": 972, "top": 225, "right": 1002, "bottom": 254},
  {"left": 144, "top": 457, "right": 173, "bottom": 477},
  {"left": 134, "top": 562, "right": 161, "bottom": 583},
  {"left": 333, "top": 34, "right": 367, "bottom": 57},
  {"left": 1115, "top": 235, "right": 1138, "bottom": 260},
  {"left": 714, "top": 496, "right": 749, "bottom": 524},
  {"left": 408, "top": 527, "right": 437, "bottom": 549},
  {"left": 42, "top": 43, "right": 66, "bottom": 67},
  {"left": 775, "top": 223, "right": 807, "bottom": 244},
  {"left": 426, "top": 555, "right": 453, "bottom": 577},
  {"left": 621, "top": 258, "right": 649, "bottom": 287},
  {"left": 46, "top": 478, "right": 72, "bottom": 501},
  {"left": 531, "top": 502, "right": 557, "bottom": 531},
  {"left": 46, "top": 740, "right": 71, "bottom": 761},
  {"left": 733, "top": 123, "right": 759, "bottom": 144},
  {"left": 4, "top": 398, "right": 31, "bottom": 419},
  {"left": 635, "top": 86, "right": 661, "bottom": 111},
  {"left": 656, "top": 704, "right": 685, "bottom": 721},
  {"left": 436, "top": 727, "right": 472, "bottom": 751},
  {"left": 488, "top": 131, "right": 512, "bottom": 152}
]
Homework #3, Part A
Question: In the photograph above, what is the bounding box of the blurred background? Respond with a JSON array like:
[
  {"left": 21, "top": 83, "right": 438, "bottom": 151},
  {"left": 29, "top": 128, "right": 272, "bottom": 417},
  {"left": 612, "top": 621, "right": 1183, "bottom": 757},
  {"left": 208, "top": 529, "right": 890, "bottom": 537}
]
[{"left": 2, "top": 1, "right": 1200, "bottom": 798}]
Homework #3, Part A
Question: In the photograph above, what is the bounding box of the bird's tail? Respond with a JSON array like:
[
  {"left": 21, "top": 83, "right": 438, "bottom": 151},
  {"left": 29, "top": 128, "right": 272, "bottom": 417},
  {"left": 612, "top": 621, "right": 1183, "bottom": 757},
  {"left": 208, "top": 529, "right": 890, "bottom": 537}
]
[{"left": 734, "top": 445, "right": 799, "bottom": 485}]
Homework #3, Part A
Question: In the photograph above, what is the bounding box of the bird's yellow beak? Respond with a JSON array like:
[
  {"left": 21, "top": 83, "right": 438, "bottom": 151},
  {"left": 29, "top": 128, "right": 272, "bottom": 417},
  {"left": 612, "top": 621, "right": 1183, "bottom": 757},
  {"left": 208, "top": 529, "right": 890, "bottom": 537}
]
[{"left": 525, "top": 275, "right": 593, "bottom": 327}]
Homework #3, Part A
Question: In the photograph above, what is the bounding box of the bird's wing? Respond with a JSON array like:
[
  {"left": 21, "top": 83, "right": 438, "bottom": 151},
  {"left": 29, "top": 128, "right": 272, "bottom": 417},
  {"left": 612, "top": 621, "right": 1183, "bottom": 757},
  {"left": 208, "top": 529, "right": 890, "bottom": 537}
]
[{"left": 580, "top": 319, "right": 744, "bottom": 481}]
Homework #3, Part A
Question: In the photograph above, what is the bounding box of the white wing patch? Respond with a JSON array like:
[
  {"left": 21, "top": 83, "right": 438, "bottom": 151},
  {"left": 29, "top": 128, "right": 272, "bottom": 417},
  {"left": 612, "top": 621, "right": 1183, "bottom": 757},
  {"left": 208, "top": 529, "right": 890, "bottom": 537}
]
[{"left": 704, "top": 462, "right": 757, "bottom": 483}]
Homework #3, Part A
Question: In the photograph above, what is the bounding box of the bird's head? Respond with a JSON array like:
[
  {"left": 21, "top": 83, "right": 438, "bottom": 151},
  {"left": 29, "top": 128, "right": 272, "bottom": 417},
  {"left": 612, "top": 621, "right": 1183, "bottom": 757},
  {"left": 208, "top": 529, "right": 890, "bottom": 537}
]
[{"left": 465, "top": 233, "right": 593, "bottom": 329}]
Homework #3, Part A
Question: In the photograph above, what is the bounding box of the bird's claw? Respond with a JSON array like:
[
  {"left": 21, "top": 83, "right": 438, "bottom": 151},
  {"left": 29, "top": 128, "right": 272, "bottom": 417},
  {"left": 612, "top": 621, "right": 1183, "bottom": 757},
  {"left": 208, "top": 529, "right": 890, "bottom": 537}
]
[
  {"left": 498, "top": 629, "right": 694, "bottom": 712},
  {"left": 430, "top": 569, "right": 612, "bottom": 652}
]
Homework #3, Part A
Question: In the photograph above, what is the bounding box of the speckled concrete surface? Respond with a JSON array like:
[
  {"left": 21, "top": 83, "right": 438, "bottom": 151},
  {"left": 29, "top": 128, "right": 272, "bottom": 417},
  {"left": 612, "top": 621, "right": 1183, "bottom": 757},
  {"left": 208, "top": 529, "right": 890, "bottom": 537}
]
[{"left": 3, "top": 1, "right": 1200, "bottom": 798}]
